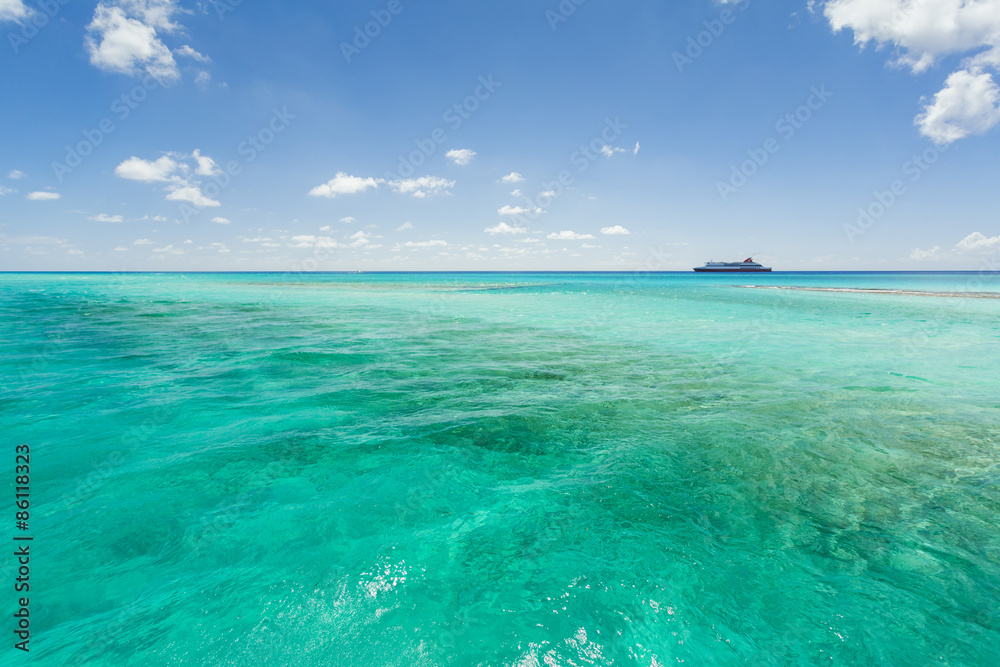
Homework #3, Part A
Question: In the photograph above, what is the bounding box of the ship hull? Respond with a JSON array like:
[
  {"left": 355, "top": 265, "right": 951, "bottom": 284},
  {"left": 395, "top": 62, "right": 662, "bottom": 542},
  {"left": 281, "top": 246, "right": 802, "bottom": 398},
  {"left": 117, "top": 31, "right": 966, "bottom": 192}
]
[{"left": 693, "top": 268, "right": 772, "bottom": 272}]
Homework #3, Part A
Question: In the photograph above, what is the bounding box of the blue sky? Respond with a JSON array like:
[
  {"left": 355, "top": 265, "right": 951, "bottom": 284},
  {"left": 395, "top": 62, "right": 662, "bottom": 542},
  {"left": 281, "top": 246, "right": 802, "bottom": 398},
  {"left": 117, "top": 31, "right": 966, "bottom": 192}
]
[{"left": 1, "top": 0, "right": 999, "bottom": 271}]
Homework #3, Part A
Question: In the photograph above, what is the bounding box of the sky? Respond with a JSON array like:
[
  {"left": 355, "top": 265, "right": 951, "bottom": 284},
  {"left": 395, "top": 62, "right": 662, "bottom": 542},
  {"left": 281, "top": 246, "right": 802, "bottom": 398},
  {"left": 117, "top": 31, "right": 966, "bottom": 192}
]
[{"left": 1, "top": 0, "right": 999, "bottom": 271}]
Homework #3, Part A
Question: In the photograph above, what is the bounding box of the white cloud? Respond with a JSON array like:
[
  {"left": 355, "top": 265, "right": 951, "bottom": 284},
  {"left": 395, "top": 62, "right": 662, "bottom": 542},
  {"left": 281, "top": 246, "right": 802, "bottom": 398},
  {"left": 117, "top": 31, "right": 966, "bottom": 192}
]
[
  {"left": 340, "top": 216, "right": 357, "bottom": 224},
  {"left": 211, "top": 216, "right": 230, "bottom": 224},
  {"left": 290, "top": 235, "right": 341, "bottom": 248},
  {"left": 113, "top": 246, "right": 129, "bottom": 252},
  {"left": 601, "top": 142, "right": 640, "bottom": 157},
  {"left": 309, "top": 172, "right": 383, "bottom": 198},
  {"left": 823, "top": 0, "right": 1000, "bottom": 73},
  {"left": 915, "top": 68, "right": 1000, "bottom": 142},
  {"left": 956, "top": 231, "right": 1000, "bottom": 252},
  {"left": 243, "top": 237, "right": 273, "bottom": 243},
  {"left": 498, "top": 205, "right": 543, "bottom": 216},
  {"left": 388, "top": 176, "right": 454, "bottom": 198},
  {"left": 403, "top": 240, "right": 448, "bottom": 247},
  {"left": 191, "top": 149, "right": 219, "bottom": 176},
  {"left": 134, "top": 238, "right": 155, "bottom": 245},
  {"left": 209, "top": 242, "right": 229, "bottom": 253},
  {"left": 7, "top": 169, "right": 25, "bottom": 179},
  {"left": 89, "top": 213, "right": 124, "bottom": 222},
  {"left": 0, "top": 186, "right": 14, "bottom": 196},
  {"left": 194, "top": 70, "right": 211, "bottom": 88},
  {"left": 501, "top": 172, "right": 524, "bottom": 183},
  {"left": 0, "top": 0, "right": 29, "bottom": 22},
  {"left": 485, "top": 222, "right": 527, "bottom": 235},
  {"left": 397, "top": 221, "right": 413, "bottom": 231},
  {"left": 601, "top": 225, "right": 631, "bottom": 235},
  {"left": 347, "top": 230, "right": 376, "bottom": 247},
  {"left": 166, "top": 185, "right": 219, "bottom": 207},
  {"left": 547, "top": 230, "right": 595, "bottom": 240},
  {"left": 152, "top": 244, "right": 182, "bottom": 254},
  {"left": 909, "top": 245, "right": 943, "bottom": 261},
  {"left": 909, "top": 232, "right": 1000, "bottom": 262},
  {"left": 822, "top": 0, "right": 1000, "bottom": 142},
  {"left": 115, "top": 155, "right": 181, "bottom": 182},
  {"left": 446, "top": 148, "right": 477, "bottom": 166},
  {"left": 117, "top": 153, "right": 226, "bottom": 207},
  {"left": 27, "top": 191, "right": 60, "bottom": 200},
  {"left": 85, "top": 1, "right": 181, "bottom": 82},
  {"left": 510, "top": 188, "right": 522, "bottom": 197},
  {"left": 175, "top": 44, "right": 210, "bottom": 63}
]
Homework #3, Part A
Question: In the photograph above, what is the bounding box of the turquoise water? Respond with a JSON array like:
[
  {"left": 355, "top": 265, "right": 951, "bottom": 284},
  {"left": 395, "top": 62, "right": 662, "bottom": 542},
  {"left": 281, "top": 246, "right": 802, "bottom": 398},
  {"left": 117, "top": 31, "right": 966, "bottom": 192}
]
[{"left": 3, "top": 272, "right": 999, "bottom": 665}]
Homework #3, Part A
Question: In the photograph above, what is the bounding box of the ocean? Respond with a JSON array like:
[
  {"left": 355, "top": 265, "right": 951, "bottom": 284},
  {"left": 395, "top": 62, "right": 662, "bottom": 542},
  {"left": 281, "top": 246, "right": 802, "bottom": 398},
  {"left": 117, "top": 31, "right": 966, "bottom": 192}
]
[{"left": 3, "top": 271, "right": 999, "bottom": 665}]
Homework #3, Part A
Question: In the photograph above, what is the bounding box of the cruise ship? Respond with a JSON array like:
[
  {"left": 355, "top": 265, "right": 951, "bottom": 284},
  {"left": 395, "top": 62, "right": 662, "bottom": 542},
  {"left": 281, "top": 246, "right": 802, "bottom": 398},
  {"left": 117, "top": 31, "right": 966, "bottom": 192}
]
[{"left": 693, "top": 257, "right": 771, "bottom": 272}]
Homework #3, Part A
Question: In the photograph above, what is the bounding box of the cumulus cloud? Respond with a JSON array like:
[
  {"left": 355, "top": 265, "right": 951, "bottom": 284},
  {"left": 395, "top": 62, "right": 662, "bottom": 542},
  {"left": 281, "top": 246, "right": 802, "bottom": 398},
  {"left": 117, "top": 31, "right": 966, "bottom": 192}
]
[
  {"left": 498, "top": 205, "right": 543, "bottom": 216},
  {"left": 289, "top": 231, "right": 375, "bottom": 249},
  {"left": 309, "top": 172, "right": 383, "bottom": 198},
  {"left": 910, "top": 231, "right": 1000, "bottom": 261},
  {"left": 822, "top": 0, "right": 1000, "bottom": 142},
  {"left": 27, "top": 191, "right": 60, "bottom": 200},
  {"left": 547, "top": 230, "right": 595, "bottom": 240},
  {"left": 601, "top": 225, "right": 631, "bottom": 235},
  {"left": 446, "top": 149, "right": 477, "bottom": 166},
  {"left": 955, "top": 231, "right": 1000, "bottom": 252},
  {"left": 0, "top": 0, "right": 29, "bottom": 22},
  {"left": 403, "top": 240, "right": 448, "bottom": 247},
  {"left": 115, "top": 155, "right": 182, "bottom": 182},
  {"left": 134, "top": 238, "right": 154, "bottom": 245},
  {"left": 915, "top": 68, "right": 1000, "bottom": 143},
  {"left": 211, "top": 216, "right": 230, "bottom": 224},
  {"left": 0, "top": 186, "right": 14, "bottom": 196},
  {"left": 501, "top": 172, "right": 524, "bottom": 183},
  {"left": 166, "top": 185, "right": 219, "bottom": 207},
  {"left": 397, "top": 221, "right": 413, "bottom": 231},
  {"left": 114, "top": 246, "right": 129, "bottom": 252},
  {"left": 89, "top": 213, "right": 124, "bottom": 222},
  {"left": 7, "top": 169, "right": 25, "bottom": 179},
  {"left": 388, "top": 176, "right": 454, "bottom": 197},
  {"left": 116, "top": 151, "right": 226, "bottom": 207},
  {"left": 347, "top": 230, "right": 377, "bottom": 247},
  {"left": 485, "top": 222, "right": 527, "bottom": 235},
  {"left": 340, "top": 216, "right": 357, "bottom": 224},
  {"left": 290, "top": 235, "right": 340, "bottom": 249},
  {"left": 85, "top": 0, "right": 184, "bottom": 82},
  {"left": 192, "top": 149, "right": 220, "bottom": 176}
]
